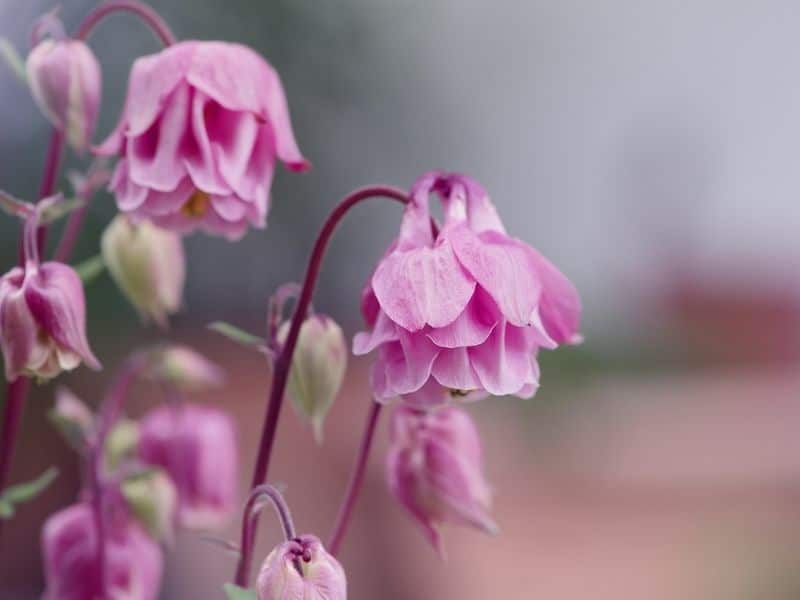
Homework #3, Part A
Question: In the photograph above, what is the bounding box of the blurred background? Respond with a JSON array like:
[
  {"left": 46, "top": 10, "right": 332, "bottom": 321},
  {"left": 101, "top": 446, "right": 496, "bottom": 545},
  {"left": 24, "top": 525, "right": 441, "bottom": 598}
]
[{"left": 2, "top": 0, "right": 800, "bottom": 597}]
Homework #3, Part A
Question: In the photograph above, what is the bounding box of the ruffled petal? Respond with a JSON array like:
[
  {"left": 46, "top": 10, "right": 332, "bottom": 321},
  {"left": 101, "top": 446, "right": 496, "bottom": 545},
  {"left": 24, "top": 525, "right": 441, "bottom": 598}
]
[
  {"left": 109, "top": 159, "right": 148, "bottom": 212},
  {"left": 383, "top": 330, "right": 440, "bottom": 396},
  {"left": 431, "top": 347, "right": 482, "bottom": 391},
  {"left": 426, "top": 289, "right": 497, "bottom": 348},
  {"left": 184, "top": 91, "right": 232, "bottom": 195},
  {"left": 0, "top": 282, "right": 36, "bottom": 381},
  {"left": 372, "top": 242, "right": 475, "bottom": 331},
  {"left": 468, "top": 323, "right": 532, "bottom": 396},
  {"left": 352, "top": 310, "right": 398, "bottom": 356}
]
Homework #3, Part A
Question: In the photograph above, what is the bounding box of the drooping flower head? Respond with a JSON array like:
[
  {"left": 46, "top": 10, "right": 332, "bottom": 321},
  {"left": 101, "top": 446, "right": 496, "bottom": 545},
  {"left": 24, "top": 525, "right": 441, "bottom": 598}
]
[
  {"left": 0, "top": 214, "right": 100, "bottom": 382},
  {"left": 96, "top": 41, "right": 309, "bottom": 240},
  {"left": 386, "top": 405, "right": 496, "bottom": 555},
  {"left": 354, "top": 171, "right": 581, "bottom": 406},
  {"left": 137, "top": 403, "right": 238, "bottom": 529},
  {"left": 41, "top": 502, "right": 163, "bottom": 600},
  {"left": 26, "top": 14, "right": 101, "bottom": 152},
  {"left": 256, "top": 535, "right": 347, "bottom": 600}
]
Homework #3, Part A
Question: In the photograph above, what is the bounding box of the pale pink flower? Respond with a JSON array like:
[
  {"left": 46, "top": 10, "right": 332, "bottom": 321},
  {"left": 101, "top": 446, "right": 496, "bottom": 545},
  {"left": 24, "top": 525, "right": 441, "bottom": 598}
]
[
  {"left": 386, "top": 405, "right": 497, "bottom": 555},
  {"left": 41, "top": 502, "right": 163, "bottom": 600},
  {"left": 96, "top": 41, "right": 308, "bottom": 240},
  {"left": 256, "top": 535, "right": 347, "bottom": 600},
  {"left": 0, "top": 259, "right": 99, "bottom": 382},
  {"left": 26, "top": 36, "right": 101, "bottom": 152},
  {"left": 354, "top": 171, "right": 581, "bottom": 405},
  {"left": 137, "top": 403, "right": 238, "bottom": 529}
]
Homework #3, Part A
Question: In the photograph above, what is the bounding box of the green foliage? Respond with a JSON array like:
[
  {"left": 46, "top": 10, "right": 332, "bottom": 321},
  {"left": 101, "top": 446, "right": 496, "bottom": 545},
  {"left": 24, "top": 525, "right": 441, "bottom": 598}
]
[
  {"left": 74, "top": 254, "right": 106, "bottom": 285},
  {"left": 208, "top": 321, "right": 266, "bottom": 349},
  {"left": 222, "top": 583, "right": 257, "bottom": 600},
  {"left": 0, "top": 467, "right": 58, "bottom": 519}
]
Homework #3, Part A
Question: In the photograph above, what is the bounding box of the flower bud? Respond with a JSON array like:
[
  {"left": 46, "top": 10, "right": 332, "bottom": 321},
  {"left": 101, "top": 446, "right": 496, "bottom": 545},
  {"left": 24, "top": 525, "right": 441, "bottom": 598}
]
[
  {"left": 41, "top": 502, "right": 163, "bottom": 600},
  {"left": 0, "top": 261, "right": 100, "bottom": 382},
  {"left": 26, "top": 37, "right": 101, "bottom": 152},
  {"left": 145, "top": 344, "right": 224, "bottom": 392},
  {"left": 105, "top": 418, "right": 140, "bottom": 471},
  {"left": 256, "top": 535, "right": 346, "bottom": 600},
  {"left": 121, "top": 469, "right": 178, "bottom": 544},
  {"left": 386, "top": 405, "right": 498, "bottom": 555},
  {"left": 49, "top": 387, "right": 94, "bottom": 450},
  {"left": 277, "top": 314, "right": 346, "bottom": 443},
  {"left": 101, "top": 216, "right": 186, "bottom": 327},
  {"left": 138, "top": 403, "right": 238, "bottom": 529}
]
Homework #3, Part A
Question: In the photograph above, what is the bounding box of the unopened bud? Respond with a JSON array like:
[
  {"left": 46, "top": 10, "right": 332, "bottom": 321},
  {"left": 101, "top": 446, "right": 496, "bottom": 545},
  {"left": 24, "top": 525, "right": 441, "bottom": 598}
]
[
  {"left": 101, "top": 216, "right": 185, "bottom": 327},
  {"left": 145, "top": 345, "right": 225, "bottom": 392},
  {"left": 277, "top": 315, "right": 346, "bottom": 443},
  {"left": 49, "top": 387, "right": 94, "bottom": 450},
  {"left": 104, "top": 419, "right": 139, "bottom": 471},
  {"left": 26, "top": 36, "right": 101, "bottom": 152},
  {"left": 256, "top": 535, "right": 346, "bottom": 600},
  {"left": 121, "top": 469, "right": 178, "bottom": 544}
]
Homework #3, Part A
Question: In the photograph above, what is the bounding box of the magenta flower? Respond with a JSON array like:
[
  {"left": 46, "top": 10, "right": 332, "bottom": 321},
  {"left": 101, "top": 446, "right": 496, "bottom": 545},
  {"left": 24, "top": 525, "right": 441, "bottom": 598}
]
[
  {"left": 354, "top": 171, "right": 581, "bottom": 406},
  {"left": 386, "top": 405, "right": 496, "bottom": 555},
  {"left": 96, "top": 41, "right": 309, "bottom": 240},
  {"left": 26, "top": 36, "right": 101, "bottom": 152},
  {"left": 137, "top": 403, "right": 238, "bottom": 529},
  {"left": 256, "top": 535, "right": 347, "bottom": 600},
  {"left": 41, "top": 503, "right": 163, "bottom": 600},
  {"left": 0, "top": 258, "right": 100, "bottom": 382}
]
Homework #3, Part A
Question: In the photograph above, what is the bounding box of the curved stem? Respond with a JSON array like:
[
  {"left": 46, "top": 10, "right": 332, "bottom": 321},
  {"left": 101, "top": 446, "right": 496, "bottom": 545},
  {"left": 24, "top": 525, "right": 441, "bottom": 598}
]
[
  {"left": 232, "top": 185, "right": 408, "bottom": 585},
  {"left": 74, "top": 0, "right": 176, "bottom": 45},
  {"left": 328, "top": 400, "right": 382, "bottom": 556},
  {"left": 89, "top": 440, "right": 107, "bottom": 597},
  {"left": 234, "top": 484, "right": 298, "bottom": 587}
]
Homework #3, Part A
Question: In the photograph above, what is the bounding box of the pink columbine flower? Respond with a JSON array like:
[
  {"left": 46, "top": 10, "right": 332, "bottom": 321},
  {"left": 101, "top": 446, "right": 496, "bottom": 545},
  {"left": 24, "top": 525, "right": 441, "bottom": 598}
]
[
  {"left": 354, "top": 171, "right": 581, "bottom": 406},
  {"left": 41, "top": 502, "right": 163, "bottom": 600},
  {"left": 256, "top": 535, "right": 347, "bottom": 600},
  {"left": 137, "top": 403, "right": 238, "bottom": 529},
  {"left": 0, "top": 217, "right": 100, "bottom": 382},
  {"left": 386, "top": 405, "right": 497, "bottom": 555},
  {"left": 95, "top": 41, "right": 309, "bottom": 240},
  {"left": 26, "top": 34, "right": 101, "bottom": 152}
]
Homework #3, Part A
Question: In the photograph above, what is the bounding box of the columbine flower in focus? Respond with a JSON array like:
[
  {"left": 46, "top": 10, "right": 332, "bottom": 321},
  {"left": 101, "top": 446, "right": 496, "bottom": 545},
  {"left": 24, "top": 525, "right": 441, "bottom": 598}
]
[
  {"left": 386, "top": 405, "right": 497, "bottom": 554},
  {"left": 137, "top": 403, "right": 238, "bottom": 529},
  {"left": 256, "top": 535, "right": 346, "bottom": 600},
  {"left": 95, "top": 41, "right": 309, "bottom": 240},
  {"left": 26, "top": 16, "right": 101, "bottom": 152},
  {"left": 101, "top": 215, "right": 185, "bottom": 327},
  {"left": 0, "top": 215, "right": 100, "bottom": 382},
  {"left": 278, "top": 314, "right": 347, "bottom": 443},
  {"left": 354, "top": 171, "right": 581, "bottom": 406},
  {"left": 41, "top": 502, "right": 163, "bottom": 600}
]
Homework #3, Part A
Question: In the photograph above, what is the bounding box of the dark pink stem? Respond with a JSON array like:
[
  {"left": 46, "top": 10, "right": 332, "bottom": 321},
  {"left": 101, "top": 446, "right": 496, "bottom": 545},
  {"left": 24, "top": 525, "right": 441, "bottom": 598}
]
[
  {"left": 234, "top": 484, "right": 298, "bottom": 586},
  {"left": 328, "top": 400, "right": 382, "bottom": 555},
  {"left": 74, "top": 0, "right": 176, "bottom": 45},
  {"left": 233, "top": 185, "right": 409, "bottom": 586},
  {"left": 0, "top": 378, "right": 30, "bottom": 540}
]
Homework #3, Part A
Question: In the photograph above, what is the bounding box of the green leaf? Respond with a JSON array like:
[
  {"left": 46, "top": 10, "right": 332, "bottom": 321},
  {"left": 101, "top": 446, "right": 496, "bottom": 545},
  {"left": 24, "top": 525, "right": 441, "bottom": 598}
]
[
  {"left": 0, "top": 500, "right": 14, "bottom": 519},
  {"left": 0, "top": 189, "right": 33, "bottom": 219},
  {"left": 40, "top": 197, "right": 85, "bottom": 225},
  {"left": 208, "top": 322, "right": 265, "bottom": 349},
  {"left": 223, "top": 584, "right": 257, "bottom": 600},
  {"left": 74, "top": 255, "right": 106, "bottom": 285},
  {"left": 0, "top": 38, "right": 26, "bottom": 83},
  {"left": 1, "top": 467, "right": 58, "bottom": 504}
]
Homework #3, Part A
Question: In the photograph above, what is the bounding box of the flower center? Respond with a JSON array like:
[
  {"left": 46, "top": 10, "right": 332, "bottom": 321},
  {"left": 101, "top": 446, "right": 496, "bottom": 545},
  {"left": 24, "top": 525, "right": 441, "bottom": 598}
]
[{"left": 181, "top": 190, "right": 210, "bottom": 218}]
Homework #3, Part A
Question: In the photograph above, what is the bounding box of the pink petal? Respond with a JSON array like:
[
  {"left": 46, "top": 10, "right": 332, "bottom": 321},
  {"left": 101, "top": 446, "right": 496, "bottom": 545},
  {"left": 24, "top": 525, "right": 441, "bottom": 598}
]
[
  {"left": 426, "top": 289, "right": 498, "bottom": 348},
  {"left": 431, "top": 347, "right": 482, "bottom": 391},
  {"left": 0, "top": 280, "right": 36, "bottom": 381},
  {"left": 372, "top": 242, "right": 475, "bottom": 331},
  {"left": 184, "top": 91, "right": 232, "bottom": 195},
  {"left": 109, "top": 160, "right": 148, "bottom": 212},
  {"left": 468, "top": 323, "right": 532, "bottom": 396},
  {"left": 383, "top": 330, "right": 440, "bottom": 396},
  {"left": 449, "top": 225, "right": 543, "bottom": 327},
  {"left": 352, "top": 310, "right": 398, "bottom": 356}
]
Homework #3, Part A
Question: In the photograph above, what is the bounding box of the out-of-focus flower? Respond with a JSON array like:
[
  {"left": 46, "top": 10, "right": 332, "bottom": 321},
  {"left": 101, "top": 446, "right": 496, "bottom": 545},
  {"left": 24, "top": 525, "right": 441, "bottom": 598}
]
[
  {"left": 0, "top": 256, "right": 100, "bottom": 382},
  {"left": 256, "top": 534, "right": 346, "bottom": 600},
  {"left": 354, "top": 171, "right": 581, "bottom": 406},
  {"left": 121, "top": 469, "right": 178, "bottom": 544},
  {"left": 144, "top": 345, "right": 225, "bottom": 392},
  {"left": 49, "top": 387, "right": 94, "bottom": 450},
  {"left": 41, "top": 502, "right": 163, "bottom": 600},
  {"left": 96, "top": 41, "right": 309, "bottom": 240},
  {"left": 101, "top": 215, "right": 185, "bottom": 327},
  {"left": 138, "top": 403, "right": 237, "bottom": 529},
  {"left": 26, "top": 35, "right": 101, "bottom": 152},
  {"left": 277, "top": 314, "right": 347, "bottom": 443},
  {"left": 386, "top": 405, "right": 497, "bottom": 555}
]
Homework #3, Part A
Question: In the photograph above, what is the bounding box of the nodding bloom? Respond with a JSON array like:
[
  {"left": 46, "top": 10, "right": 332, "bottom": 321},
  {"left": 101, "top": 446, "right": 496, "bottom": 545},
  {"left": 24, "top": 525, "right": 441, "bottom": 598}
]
[
  {"left": 256, "top": 535, "right": 347, "bottom": 600},
  {"left": 0, "top": 217, "right": 100, "bottom": 382},
  {"left": 41, "top": 503, "right": 163, "bottom": 600},
  {"left": 95, "top": 41, "right": 309, "bottom": 240},
  {"left": 137, "top": 403, "right": 238, "bottom": 529},
  {"left": 101, "top": 215, "right": 185, "bottom": 327},
  {"left": 386, "top": 405, "right": 497, "bottom": 555},
  {"left": 278, "top": 314, "right": 347, "bottom": 443},
  {"left": 354, "top": 171, "right": 581, "bottom": 406},
  {"left": 26, "top": 33, "right": 101, "bottom": 152}
]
